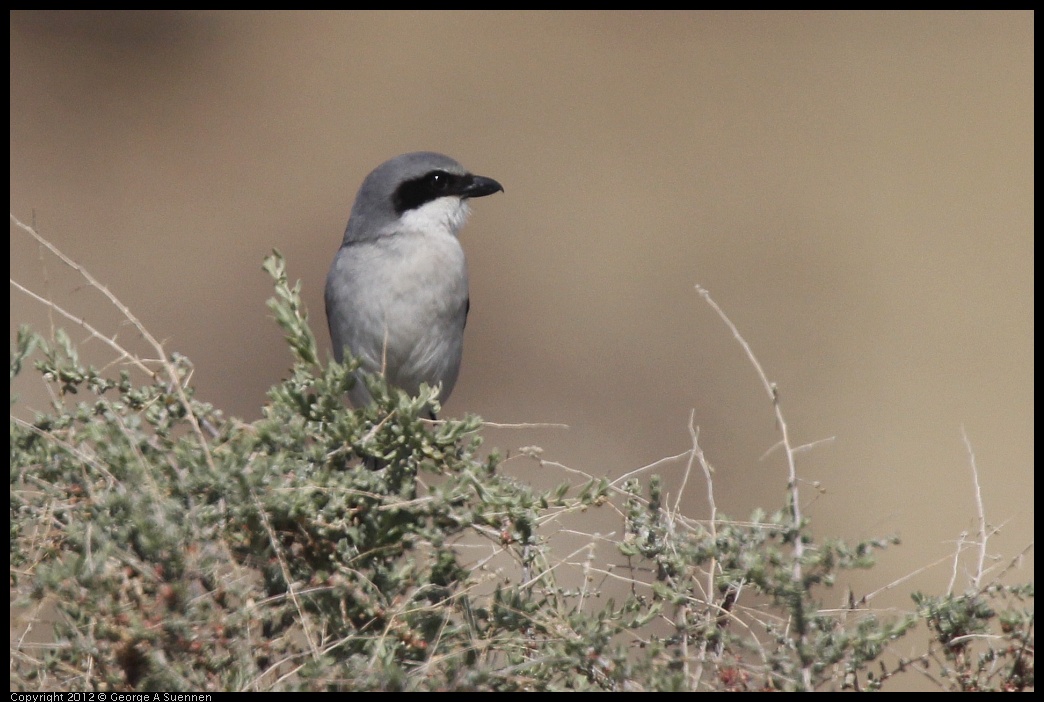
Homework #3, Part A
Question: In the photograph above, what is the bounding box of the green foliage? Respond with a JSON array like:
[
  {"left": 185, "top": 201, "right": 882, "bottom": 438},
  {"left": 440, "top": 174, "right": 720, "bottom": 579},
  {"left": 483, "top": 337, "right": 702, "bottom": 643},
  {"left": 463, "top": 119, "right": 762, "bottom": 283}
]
[
  {"left": 618, "top": 477, "right": 918, "bottom": 691},
  {"left": 10, "top": 251, "right": 1032, "bottom": 692},
  {"left": 911, "top": 586, "right": 1034, "bottom": 691}
]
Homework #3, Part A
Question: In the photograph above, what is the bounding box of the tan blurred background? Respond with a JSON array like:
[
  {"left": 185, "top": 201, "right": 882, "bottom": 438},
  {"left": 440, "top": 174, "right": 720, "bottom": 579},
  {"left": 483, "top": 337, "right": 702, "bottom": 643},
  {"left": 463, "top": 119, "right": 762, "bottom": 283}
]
[{"left": 10, "top": 10, "right": 1033, "bottom": 680}]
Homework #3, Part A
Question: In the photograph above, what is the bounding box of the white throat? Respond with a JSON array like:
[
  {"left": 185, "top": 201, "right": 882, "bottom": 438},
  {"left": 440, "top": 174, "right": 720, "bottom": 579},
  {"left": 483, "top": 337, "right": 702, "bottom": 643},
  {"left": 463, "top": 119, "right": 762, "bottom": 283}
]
[{"left": 399, "top": 197, "right": 472, "bottom": 237}]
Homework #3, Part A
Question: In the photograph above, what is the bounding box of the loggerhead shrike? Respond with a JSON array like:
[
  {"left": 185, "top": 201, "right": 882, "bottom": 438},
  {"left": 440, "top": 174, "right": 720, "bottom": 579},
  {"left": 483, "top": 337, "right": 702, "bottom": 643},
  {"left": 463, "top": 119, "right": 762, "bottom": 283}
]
[{"left": 325, "top": 152, "right": 503, "bottom": 416}]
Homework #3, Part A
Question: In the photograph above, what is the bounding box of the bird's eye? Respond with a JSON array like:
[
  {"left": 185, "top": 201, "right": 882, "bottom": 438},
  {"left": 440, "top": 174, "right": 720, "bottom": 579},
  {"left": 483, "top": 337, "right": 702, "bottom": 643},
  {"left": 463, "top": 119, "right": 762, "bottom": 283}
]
[{"left": 430, "top": 172, "right": 450, "bottom": 192}]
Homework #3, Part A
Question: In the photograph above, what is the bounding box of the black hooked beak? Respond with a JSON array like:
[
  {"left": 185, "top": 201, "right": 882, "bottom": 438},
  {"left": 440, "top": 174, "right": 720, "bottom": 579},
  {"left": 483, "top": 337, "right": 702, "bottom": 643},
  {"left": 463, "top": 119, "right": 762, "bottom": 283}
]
[{"left": 460, "top": 174, "right": 504, "bottom": 199}]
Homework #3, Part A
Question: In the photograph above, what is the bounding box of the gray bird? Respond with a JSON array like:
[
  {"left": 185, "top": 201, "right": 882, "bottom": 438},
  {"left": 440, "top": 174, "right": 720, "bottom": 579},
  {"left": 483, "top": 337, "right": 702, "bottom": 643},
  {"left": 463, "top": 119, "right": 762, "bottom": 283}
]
[{"left": 325, "top": 151, "right": 503, "bottom": 416}]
